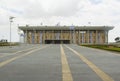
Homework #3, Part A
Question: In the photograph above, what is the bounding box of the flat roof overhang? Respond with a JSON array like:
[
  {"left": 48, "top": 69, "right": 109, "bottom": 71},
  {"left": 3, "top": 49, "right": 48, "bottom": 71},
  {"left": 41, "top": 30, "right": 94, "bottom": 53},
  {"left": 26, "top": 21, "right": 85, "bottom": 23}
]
[{"left": 19, "top": 26, "right": 114, "bottom": 31}]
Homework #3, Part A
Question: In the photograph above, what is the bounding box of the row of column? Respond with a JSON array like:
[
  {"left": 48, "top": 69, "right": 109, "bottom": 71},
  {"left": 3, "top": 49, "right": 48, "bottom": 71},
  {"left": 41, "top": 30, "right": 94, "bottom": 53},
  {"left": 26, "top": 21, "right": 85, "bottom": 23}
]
[
  {"left": 74, "top": 30, "right": 108, "bottom": 44},
  {"left": 23, "top": 30, "right": 108, "bottom": 44}
]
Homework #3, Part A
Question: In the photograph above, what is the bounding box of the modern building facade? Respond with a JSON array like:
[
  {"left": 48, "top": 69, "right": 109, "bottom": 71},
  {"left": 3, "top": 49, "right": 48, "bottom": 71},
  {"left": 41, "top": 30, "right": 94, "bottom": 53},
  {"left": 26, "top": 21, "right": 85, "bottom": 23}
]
[{"left": 19, "top": 25, "right": 114, "bottom": 44}]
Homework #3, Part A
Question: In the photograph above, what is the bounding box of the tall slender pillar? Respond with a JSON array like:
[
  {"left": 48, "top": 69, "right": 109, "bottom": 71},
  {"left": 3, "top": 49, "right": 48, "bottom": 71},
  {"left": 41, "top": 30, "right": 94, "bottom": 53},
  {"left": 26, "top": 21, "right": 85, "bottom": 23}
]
[
  {"left": 105, "top": 30, "right": 108, "bottom": 44},
  {"left": 78, "top": 30, "right": 80, "bottom": 44},
  {"left": 39, "top": 31, "right": 43, "bottom": 44},
  {"left": 52, "top": 30, "right": 54, "bottom": 40},
  {"left": 87, "top": 30, "right": 89, "bottom": 44},
  {"left": 61, "top": 30, "right": 63, "bottom": 44},
  {"left": 43, "top": 30, "right": 45, "bottom": 44},
  {"left": 70, "top": 30, "right": 72, "bottom": 44},
  {"left": 34, "top": 30, "right": 36, "bottom": 44},
  {"left": 96, "top": 30, "right": 98, "bottom": 44},
  {"left": 25, "top": 30, "right": 27, "bottom": 44},
  {"left": 73, "top": 29, "right": 76, "bottom": 44}
]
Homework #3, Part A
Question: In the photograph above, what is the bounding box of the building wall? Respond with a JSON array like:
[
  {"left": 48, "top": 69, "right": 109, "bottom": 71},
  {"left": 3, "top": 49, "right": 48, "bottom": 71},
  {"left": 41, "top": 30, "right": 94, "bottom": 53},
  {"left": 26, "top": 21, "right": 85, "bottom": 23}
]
[{"left": 24, "top": 30, "right": 107, "bottom": 44}]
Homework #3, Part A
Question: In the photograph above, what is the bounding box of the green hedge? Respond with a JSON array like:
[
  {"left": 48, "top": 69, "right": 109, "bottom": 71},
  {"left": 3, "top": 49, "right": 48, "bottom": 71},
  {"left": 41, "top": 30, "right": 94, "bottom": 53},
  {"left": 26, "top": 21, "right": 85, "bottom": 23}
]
[
  {"left": 81, "top": 44, "right": 120, "bottom": 52},
  {"left": 0, "top": 42, "right": 19, "bottom": 46},
  {"left": 101, "top": 47, "right": 120, "bottom": 52}
]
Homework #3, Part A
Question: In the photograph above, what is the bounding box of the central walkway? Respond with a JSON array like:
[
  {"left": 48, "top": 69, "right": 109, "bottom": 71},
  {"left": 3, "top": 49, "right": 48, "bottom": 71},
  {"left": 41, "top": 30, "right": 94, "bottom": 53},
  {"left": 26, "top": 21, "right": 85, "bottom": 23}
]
[{"left": 0, "top": 44, "right": 120, "bottom": 81}]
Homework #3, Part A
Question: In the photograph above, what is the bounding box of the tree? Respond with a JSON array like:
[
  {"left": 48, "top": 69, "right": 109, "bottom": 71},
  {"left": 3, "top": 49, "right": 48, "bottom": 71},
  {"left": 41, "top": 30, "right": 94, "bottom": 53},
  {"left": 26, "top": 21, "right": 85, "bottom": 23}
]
[{"left": 115, "top": 37, "right": 120, "bottom": 42}]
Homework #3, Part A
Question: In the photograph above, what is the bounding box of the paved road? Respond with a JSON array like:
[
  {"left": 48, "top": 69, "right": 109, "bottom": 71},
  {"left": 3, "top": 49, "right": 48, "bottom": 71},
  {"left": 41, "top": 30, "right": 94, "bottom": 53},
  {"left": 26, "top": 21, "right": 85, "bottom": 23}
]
[{"left": 0, "top": 44, "right": 120, "bottom": 81}]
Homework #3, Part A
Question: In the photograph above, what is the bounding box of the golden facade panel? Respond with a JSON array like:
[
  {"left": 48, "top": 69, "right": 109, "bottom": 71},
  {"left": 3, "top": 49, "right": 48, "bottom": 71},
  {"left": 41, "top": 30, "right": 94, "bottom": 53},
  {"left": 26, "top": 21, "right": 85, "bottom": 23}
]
[{"left": 19, "top": 26, "right": 113, "bottom": 44}]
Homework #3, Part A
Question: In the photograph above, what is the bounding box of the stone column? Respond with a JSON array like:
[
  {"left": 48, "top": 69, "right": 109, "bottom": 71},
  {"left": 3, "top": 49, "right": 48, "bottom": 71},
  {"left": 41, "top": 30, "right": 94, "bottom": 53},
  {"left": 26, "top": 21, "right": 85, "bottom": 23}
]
[
  {"left": 61, "top": 30, "right": 63, "bottom": 44},
  {"left": 96, "top": 30, "right": 98, "bottom": 44},
  {"left": 87, "top": 30, "right": 89, "bottom": 44},
  {"left": 70, "top": 30, "right": 72, "bottom": 44},
  {"left": 43, "top": 30, "right": 45, "bottom": 44},
  {"left": 73, "top": 29, "right": 76, "bottom": 44},
  {"left": 34, "top": 30, "right": 36, "bottom": 44},
  {"left": 105, "top": 30, "right": 108, "bottom": 44},
  {"left": 23, "top": 31, "right": 25, "bottom": 43},
  {"left": 25, "top": 30, "right": 28, "bottom": 44},
  {"left": 78, "top": 30, "right": 80, "bottom": 44},
  {"left": 52, "top": 30, "right": 54, "bottom": 40}
]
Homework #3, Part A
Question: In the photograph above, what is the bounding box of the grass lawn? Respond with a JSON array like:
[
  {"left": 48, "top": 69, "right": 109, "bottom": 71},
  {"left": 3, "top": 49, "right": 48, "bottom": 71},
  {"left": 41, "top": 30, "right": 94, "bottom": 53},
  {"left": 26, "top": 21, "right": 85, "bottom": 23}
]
[{"left": 81, "top": 44, "right": 120, "bottom": 53}]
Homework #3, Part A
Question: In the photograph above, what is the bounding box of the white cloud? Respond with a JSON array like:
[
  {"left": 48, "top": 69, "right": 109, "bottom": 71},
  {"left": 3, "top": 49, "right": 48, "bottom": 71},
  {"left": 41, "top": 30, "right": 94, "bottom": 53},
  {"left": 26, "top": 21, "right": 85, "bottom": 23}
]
[
  {"left": 0, "top": 0, "right": 120, "bottom": 42},
  {"left": 22, "top": 0, "right": 80, "bottom": 18}
]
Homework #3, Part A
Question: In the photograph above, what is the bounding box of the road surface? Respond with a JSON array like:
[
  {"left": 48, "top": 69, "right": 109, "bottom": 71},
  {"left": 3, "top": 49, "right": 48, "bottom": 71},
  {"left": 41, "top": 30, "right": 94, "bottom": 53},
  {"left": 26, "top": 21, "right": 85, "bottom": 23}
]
[{"left": 0, "top": 44, "right": 120, "bottom": 81}]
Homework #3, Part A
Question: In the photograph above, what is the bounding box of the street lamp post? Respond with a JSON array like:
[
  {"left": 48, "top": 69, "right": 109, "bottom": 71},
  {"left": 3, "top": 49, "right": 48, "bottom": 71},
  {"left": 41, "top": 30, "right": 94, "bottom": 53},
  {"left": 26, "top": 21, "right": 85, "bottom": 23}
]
[{"left": 9, "top": 16, "right": 15, "bottom": 47}]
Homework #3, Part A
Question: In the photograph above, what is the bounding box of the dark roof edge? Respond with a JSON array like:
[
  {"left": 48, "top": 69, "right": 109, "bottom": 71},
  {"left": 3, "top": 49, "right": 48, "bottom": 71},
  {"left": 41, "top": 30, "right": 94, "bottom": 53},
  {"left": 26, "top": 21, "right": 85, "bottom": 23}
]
[{"left": 19, "top": 25, "right": 114, "bottom": 31}]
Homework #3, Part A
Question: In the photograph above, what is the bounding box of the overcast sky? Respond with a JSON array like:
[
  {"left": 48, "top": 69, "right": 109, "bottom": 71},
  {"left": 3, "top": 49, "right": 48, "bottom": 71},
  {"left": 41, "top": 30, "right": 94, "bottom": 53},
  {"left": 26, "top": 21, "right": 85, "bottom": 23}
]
[{"left": 0, "top": 0, "right": 120, "bottom": 42}]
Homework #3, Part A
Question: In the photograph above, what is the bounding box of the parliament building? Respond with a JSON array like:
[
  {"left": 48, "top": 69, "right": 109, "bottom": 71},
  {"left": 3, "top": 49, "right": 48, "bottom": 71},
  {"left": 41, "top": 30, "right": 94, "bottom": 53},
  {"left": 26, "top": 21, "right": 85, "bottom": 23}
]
[{"left": 19, "top": 25, "right": 113, "bottom": 44}]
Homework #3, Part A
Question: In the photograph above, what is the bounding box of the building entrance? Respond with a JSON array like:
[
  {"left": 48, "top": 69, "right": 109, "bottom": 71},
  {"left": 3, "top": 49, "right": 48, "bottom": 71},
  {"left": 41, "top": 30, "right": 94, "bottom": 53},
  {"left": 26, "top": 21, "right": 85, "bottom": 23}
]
[{"left": 45, "top": 40, "right": 70, "bottom": 44}]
